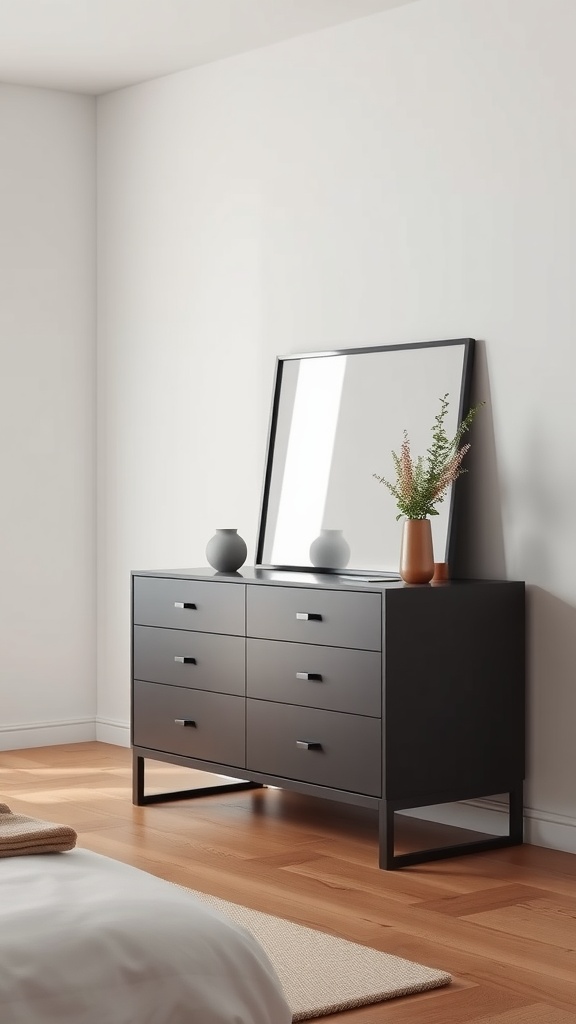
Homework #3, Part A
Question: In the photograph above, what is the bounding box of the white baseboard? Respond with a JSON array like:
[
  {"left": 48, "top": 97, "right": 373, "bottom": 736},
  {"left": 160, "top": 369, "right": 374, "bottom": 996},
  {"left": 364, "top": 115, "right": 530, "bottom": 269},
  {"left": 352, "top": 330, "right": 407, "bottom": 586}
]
[
  {"left": 0, "top": 718, "right": 96, "bottom": 751},
  {"left": 523, "top": 804, "right": 576, "bottom": 854},
  {"left": 403, "top": 798, "right": 576, "bottom": 856},
  {"left": 0, "top": 716, "right": 129, "bottom": 749},
  {"left": 0, "top": 717, "right": 130, "bottom": 751},
  {"left": 95, "top": 718, "right": 130, "bottom": 747}
]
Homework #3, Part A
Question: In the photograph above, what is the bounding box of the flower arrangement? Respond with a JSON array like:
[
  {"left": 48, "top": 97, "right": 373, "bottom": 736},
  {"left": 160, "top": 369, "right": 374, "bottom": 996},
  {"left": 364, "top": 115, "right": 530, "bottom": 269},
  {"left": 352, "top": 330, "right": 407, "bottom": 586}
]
[{"left": 373, "top": 393, "right": 483, "bottom": 520}]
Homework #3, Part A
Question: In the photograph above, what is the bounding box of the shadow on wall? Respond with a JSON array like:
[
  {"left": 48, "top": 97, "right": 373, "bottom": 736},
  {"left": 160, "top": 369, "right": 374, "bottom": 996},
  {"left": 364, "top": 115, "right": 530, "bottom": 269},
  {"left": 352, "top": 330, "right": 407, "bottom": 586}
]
[
  {"left": 452, "top": 339, "right": 507, "bottom": 580},
  {"left": 450, "top": 349, "right": 576, "bottom": 844},
  {"left": 524, "top": 586, "right": 576, "bottom": 838}
]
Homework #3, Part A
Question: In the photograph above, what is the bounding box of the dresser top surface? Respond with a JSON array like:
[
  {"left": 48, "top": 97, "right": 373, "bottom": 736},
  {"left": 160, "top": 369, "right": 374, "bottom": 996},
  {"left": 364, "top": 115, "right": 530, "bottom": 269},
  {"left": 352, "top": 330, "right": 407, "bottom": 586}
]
[{"left": 131, "top": 567, "right": 522, "bottom": 594}]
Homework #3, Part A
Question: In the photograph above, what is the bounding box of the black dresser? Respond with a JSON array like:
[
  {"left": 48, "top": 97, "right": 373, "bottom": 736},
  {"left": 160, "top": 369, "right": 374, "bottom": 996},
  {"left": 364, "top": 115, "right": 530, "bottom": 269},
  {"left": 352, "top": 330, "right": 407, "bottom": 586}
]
[{"left": 131, "top": 567, "right": 525, "bottom": 869}]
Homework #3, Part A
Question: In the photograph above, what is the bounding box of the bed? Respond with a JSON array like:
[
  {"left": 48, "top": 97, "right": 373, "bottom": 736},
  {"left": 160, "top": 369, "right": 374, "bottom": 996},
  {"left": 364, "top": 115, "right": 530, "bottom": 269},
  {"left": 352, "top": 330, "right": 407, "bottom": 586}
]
[{"left": 1, "top": 847, "right": 292, "bottom": 1024}]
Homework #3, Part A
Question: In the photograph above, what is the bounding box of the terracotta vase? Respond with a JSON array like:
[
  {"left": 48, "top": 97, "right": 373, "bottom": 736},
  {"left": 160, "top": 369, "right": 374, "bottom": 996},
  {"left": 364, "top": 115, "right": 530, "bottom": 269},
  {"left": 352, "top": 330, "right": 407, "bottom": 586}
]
[{"left": 399, "top": 519, "right": 434, "bottom": 585}]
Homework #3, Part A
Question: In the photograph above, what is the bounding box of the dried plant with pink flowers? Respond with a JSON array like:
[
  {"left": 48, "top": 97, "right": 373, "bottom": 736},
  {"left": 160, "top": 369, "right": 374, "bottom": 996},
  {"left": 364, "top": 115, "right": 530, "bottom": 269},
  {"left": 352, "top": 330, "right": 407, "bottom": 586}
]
[{"left": 373, "top": 394, "right": 483, "bottom": 520}]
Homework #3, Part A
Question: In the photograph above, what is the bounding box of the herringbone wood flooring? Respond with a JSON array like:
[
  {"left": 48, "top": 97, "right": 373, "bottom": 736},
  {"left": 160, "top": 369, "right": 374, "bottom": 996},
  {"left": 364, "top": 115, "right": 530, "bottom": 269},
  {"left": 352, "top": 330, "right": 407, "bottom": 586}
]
[{"left": 2, "top": 742, "right": 576, "bottom": 1022}]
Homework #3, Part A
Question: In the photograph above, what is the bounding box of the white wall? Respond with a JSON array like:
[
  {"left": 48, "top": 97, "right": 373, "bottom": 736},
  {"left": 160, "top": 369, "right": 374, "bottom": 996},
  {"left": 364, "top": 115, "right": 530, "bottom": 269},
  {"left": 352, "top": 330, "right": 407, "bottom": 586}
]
[
  {"left": 0, "top": 86, "right": 96, "bottom": 749},
  {"left": 97, "top": 0, "right": 576, "bottom": 851}
]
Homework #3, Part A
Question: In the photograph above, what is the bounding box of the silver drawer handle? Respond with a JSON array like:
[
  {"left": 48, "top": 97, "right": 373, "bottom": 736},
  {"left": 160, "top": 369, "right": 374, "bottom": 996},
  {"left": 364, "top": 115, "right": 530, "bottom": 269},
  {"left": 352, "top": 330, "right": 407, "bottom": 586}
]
[
  {"left": 174, "top": 601, "right": 196, "bottom": 609},
  {"left": 174, "top": 719, "right": 196, "bottom": 727},
  {"left": 174, "top": 656, "right": 196, "bottom": 664},
  {"left": 296, "top": 740, "right": 322, "bottom": 750},
  {"left": 296, "top": 672, "right": 323, "bottom": 681},
  {"left": 296, "top": 612, "right": 322, "bottom": 622}
]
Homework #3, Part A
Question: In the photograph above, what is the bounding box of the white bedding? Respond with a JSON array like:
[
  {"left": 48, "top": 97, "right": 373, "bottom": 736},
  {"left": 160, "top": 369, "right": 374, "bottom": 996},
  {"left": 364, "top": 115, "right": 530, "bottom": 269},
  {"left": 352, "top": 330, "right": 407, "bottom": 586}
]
[{"left": 0, "top": 848, "right": 291, "bottom": 1024}]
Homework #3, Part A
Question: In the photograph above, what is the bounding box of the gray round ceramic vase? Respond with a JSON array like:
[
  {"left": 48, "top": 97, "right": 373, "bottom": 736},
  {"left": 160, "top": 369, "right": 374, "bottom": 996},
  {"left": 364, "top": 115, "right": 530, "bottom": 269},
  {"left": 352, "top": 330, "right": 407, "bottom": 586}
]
[
  {"left": 205, "top": 528, "right": 247, "bottom": 573},
  {"left": 309, "top": 528, "right": 351, "bottom": 570}
]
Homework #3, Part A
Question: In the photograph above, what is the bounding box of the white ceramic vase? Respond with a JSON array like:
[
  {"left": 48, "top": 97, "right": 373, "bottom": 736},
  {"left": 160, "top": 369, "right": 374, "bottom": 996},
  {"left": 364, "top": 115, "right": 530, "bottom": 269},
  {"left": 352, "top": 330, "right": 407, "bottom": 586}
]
[
  {"left": 309, "top": 529, "right": 351, "bottom": 570},
  {"left": 205, "top": 528, "right": 247, "bottom": 573}
]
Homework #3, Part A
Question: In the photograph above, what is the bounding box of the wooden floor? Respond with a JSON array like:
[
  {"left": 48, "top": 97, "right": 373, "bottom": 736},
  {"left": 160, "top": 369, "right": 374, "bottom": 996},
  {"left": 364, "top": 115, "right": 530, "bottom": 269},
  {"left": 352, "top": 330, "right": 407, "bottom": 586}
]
[{"left": 2, "top": 743, "right": 576, "bottom": 1022}]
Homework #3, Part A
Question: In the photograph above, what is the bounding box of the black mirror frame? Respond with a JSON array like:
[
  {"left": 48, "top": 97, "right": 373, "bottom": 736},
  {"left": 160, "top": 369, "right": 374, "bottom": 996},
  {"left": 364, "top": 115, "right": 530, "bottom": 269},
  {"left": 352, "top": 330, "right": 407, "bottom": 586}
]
[{"left": 255, "top": 338, "right": 476, "bottom": 577}]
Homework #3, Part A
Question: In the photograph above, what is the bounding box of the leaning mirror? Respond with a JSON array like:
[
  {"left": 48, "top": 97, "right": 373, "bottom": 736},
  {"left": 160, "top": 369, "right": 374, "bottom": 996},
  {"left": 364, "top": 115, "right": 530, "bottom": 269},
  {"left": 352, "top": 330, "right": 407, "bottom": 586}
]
[{"left": 255, "top": 338, "right": 475, "bottom": 576}]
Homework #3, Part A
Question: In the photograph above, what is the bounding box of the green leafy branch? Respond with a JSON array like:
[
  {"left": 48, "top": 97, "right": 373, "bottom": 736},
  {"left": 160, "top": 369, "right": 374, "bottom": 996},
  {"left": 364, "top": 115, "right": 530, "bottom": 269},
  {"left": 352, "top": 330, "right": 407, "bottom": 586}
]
[{"left": 373, "top": 394, "right": 484, "bottom": 520}]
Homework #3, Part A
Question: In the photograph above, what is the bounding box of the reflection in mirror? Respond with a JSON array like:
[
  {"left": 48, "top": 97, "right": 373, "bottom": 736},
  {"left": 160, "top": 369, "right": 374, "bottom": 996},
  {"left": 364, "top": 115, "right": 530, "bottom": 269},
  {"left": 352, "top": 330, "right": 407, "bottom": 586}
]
[{"left": 256, "top": 339, "right": 475, "bottom": 576}]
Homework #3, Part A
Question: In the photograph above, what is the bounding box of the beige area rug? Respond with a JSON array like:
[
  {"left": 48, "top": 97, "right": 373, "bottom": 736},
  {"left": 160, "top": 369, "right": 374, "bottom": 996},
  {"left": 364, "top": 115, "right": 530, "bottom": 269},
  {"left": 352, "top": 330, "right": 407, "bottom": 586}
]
[{"left": 183, "top": 887, "right": 451, "bottom": 1021}]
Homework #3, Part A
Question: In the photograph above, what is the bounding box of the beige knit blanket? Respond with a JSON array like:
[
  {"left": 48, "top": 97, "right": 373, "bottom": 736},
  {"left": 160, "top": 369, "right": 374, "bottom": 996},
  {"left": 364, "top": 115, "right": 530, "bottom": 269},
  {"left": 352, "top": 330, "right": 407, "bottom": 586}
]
[{"left": 0, "top": 803, "right": 77, "bottom": 857}]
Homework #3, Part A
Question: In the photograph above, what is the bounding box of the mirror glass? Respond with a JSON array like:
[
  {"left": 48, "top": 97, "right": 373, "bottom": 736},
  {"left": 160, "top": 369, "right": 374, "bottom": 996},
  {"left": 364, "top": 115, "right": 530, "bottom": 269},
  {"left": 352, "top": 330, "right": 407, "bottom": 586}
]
[{"left": 256, "top": 339, "right": 475, "bottom": 576}]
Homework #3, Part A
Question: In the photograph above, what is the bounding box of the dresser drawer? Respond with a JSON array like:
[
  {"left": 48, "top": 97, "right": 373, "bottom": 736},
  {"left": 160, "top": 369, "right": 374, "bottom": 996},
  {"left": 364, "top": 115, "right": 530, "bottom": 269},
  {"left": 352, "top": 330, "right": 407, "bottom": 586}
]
[
  {"left": 133, "top": 626, "right": 245, "bottom": 695},
  {"left": 246, "top": 700, "right": 381, "bottom": 796},
  {"left": 247, "top": 639, "right": 381, "bottom": 716},
  {"left": 133, "top": 681, "right": 245, "bottom": 767},
  {"left": 133, "top": 576, "right": 245, "bottom": 635},
  {"left": 247, "top": 586, "right": 381, "bottom": 651}
]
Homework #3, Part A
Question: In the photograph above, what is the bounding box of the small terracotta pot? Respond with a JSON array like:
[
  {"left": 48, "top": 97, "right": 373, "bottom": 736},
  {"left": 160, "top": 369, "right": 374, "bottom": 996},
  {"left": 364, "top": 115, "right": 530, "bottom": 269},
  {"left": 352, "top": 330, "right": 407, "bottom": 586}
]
[
  {"left": 432, "top": 561, "right": 449, "bottom": 583},
  {"left": 399, "top": 519, "right": 434, "bottom": 585}
]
